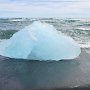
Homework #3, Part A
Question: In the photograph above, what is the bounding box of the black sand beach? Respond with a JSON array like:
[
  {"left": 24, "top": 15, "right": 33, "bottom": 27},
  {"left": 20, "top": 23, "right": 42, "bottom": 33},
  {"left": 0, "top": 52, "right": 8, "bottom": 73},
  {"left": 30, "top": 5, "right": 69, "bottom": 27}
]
[{"left": 0, "top": 49, "right": 90, "bottom": 90}]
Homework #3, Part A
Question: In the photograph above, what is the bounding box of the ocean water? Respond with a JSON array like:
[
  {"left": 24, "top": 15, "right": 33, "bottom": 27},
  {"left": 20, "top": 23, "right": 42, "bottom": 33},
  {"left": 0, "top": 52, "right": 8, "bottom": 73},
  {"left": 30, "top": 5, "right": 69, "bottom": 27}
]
[{"left": 0, "top": 18, "right": 90, "bottom": 54}]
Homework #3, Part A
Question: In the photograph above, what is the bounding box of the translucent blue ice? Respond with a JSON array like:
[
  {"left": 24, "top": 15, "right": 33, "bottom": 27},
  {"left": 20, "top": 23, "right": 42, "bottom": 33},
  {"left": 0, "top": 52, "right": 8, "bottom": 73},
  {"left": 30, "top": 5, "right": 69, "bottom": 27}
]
[
  {"left": 4, "top": 26, "right": 37, "bottom": 59},
  {"left": 0, "top": 21, "right": 81, "bottom": 60}
]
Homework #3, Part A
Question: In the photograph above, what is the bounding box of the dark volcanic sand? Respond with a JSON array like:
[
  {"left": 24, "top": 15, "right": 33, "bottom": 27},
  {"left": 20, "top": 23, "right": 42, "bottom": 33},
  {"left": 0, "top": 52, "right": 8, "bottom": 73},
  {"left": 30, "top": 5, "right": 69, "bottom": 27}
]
[{"left": 0, "top": 49, "right": 90, "bottom": 90}]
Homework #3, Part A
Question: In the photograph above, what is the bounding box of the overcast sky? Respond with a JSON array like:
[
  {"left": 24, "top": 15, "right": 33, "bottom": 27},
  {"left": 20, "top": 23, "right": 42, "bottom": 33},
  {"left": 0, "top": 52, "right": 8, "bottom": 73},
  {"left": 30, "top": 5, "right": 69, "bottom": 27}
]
[{"left": 0, "top": 0, "right": 90, "bottom": 18}]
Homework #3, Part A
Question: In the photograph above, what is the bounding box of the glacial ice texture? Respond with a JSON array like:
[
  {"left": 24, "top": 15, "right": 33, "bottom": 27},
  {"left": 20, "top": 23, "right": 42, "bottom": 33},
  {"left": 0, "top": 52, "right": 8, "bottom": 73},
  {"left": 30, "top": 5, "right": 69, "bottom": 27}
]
[{"left": 0, "top": 21, "right": 81, "bottom": 60}]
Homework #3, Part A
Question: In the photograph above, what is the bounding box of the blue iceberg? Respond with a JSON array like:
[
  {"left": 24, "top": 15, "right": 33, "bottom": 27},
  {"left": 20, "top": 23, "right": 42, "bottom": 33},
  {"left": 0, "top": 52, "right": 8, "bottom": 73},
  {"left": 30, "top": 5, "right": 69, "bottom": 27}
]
[{"left": 0, "top": 21, "right": 81, "bottom": 60}]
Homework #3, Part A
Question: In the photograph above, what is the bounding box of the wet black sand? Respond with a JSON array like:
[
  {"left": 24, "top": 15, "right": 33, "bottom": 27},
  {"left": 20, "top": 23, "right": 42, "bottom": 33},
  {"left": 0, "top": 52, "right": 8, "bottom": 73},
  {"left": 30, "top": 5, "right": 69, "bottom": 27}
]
[{"left": 0, "top": 49, "right": 90, "bottom": 90}]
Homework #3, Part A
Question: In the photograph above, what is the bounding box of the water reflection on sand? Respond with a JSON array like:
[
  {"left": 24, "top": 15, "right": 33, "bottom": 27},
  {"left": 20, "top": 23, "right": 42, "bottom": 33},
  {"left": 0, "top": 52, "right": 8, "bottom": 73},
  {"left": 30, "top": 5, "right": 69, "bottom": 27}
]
[{"left": 0, "top": 50, "right": 90, "bottom": 90}]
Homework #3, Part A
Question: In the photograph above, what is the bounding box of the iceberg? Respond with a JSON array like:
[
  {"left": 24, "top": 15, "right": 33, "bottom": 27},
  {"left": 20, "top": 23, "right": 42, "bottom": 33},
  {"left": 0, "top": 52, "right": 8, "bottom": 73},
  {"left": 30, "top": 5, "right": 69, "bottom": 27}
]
[{"left": 0, "top": 21, "right": 81, "bottom": 60}]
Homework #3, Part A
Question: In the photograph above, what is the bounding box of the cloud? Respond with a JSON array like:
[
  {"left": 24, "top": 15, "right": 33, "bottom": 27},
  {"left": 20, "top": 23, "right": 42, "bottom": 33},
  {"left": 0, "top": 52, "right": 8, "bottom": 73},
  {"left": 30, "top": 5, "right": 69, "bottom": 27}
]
[{"left": 0, "top": 0, "right": 90, "bottom": 17}]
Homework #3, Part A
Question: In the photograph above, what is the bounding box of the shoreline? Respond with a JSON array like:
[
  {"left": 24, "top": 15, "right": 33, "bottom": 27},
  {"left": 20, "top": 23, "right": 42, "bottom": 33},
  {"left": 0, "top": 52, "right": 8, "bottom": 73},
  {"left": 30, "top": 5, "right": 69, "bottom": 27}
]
[{"left": 0, "top": 49, "right": 90, "bottom": 90}]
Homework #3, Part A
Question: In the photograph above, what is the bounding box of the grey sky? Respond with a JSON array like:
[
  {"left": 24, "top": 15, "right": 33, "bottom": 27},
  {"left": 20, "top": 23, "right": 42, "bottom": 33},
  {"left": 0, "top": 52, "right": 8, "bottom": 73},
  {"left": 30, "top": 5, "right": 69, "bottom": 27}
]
[{"left": 0, "top": 0, "right": 90, "bottom": 17}]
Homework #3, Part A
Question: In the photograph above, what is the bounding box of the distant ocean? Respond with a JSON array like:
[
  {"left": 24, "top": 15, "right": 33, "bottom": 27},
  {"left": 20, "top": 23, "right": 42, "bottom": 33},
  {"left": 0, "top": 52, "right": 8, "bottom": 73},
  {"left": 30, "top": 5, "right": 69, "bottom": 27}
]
[{"left": 0, "top": 18, "right": 90, "bottom": 90}]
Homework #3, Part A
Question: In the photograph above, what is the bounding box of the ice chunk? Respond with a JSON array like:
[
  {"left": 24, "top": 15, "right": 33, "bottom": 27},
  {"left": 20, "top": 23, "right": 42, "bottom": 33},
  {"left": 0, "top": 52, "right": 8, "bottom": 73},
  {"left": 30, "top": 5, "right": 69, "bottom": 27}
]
[
  {"left": 0, "top": 21, "right": 81, "bottom": 60},
  {"left": 3, "top": 27, "right": 37, "bottom": 59},
  {"left": 28, "top": 21, "right": 81, "bottom": 60}
]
